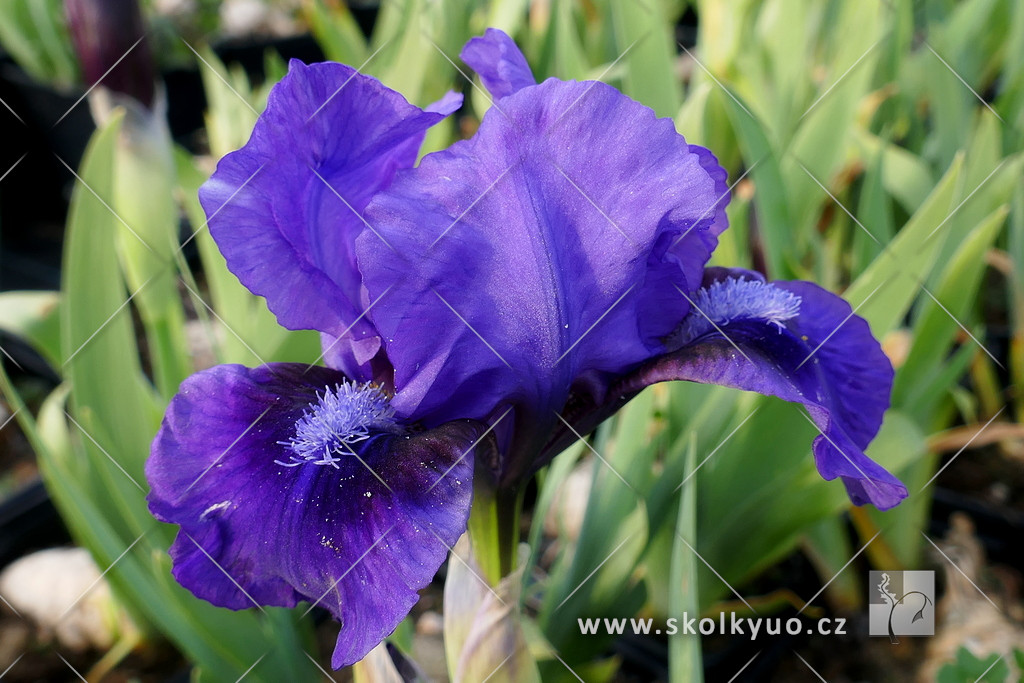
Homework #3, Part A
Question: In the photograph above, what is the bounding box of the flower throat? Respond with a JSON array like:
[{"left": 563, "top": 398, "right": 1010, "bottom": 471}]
[{"left": 276, "top": 382, "right": 398, "bottom": 468}]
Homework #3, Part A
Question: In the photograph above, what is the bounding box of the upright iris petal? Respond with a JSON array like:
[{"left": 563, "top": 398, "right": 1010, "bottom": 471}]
[
  {"left": 459, "top": 28, "right": 730, "bottom": 340},
  {"left": 460, "top": 28, "right": 536, "bottom": 98},
  {"left": 147, "top": 364, "right": 480, "bottom": 668},
  {"left": 360, "top": 75, "right": 727, "bottom": 480},
  {"left": 199, "top": 59, "right": 460, "bottom": 379}
]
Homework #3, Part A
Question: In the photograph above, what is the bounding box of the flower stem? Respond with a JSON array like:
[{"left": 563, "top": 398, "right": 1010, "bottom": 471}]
[{"left": 467, "top": 471, "right": 523, "bottom": 586}]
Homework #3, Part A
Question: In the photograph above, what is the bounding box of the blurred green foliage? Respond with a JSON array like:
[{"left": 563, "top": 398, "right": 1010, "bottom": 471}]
[
  {"left": 0, "top": 0, "right": 79, "bottom": 87},
  {"left": 0, "top": 0, "right": 1020, "bottom": 680}
]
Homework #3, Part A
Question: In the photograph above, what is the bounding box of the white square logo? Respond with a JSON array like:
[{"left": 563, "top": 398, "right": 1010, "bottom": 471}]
[{"left": 868, "top": 570, "right": 935, "bottom": 640}]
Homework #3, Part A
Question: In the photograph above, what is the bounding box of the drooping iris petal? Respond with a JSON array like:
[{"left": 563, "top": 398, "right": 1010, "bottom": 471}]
[
  {"left": 615, "top": 267, "right": 905, "bottom": 509},
  {"left": 198, "top": 59, "right": 461, "bottom": 354},
  {"left": 146, "top": 363, "right": 479, "bottom": 667},
  {"left": 460, "top": 28, "right": 536, "bottom": 98},
  {"left": 360, "top": 78, "right": 727, "bottom": 480}
]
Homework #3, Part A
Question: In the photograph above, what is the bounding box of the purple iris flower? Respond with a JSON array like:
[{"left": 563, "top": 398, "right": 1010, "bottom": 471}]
[{"left": 146, "top": 29, "right": 906, "bottom": 669}]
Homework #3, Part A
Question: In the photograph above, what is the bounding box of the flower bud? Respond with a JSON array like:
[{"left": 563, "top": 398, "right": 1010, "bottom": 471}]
[{"left": 64, "top": 0, "right": 155, "bottom": 108}]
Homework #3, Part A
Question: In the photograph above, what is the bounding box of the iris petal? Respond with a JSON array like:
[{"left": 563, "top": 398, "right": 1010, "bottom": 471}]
[
  {"left": 359, "top": 78, "right": 727, "bottom": 479},
  {"left": 617, "top": 268, "right": 904, "bottom": 509},
  {"left": 198, "top": 59, "right": 461, "bottom": 367},
  {"left": 460, "top": 28, "right": 536, "bottom": 98},
  {"left": 146, "top": 363, "right": 480, "bottom": 667}
]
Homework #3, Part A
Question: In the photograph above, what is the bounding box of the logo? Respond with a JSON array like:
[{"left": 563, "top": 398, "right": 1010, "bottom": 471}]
[{"left": 868, "top": 570, "right": 935, "bottom": 641}]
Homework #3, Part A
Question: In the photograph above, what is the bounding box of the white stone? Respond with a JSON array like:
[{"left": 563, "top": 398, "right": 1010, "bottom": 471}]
[{"left": 0, "top": 547, "right": 135, "bottom": 651}]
